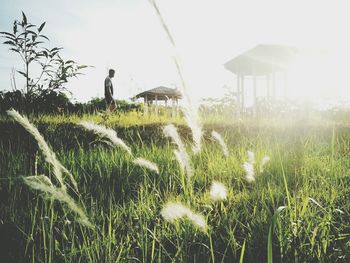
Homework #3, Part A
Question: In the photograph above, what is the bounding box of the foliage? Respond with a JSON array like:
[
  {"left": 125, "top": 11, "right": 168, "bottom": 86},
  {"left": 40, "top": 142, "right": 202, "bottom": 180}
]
[
  {"left": 73, "top": 97, "right": 143, "bottom": 114},
  {"left": 199, "top": 88, "right": 238, "bottom": 119},
  {"left": 199, "top": 98, "right": 235, "bottom": 119},
  {"left": 0, "top": 12, "right": 87, "bottom": 111},
  {"left": 0, "top": 91, "right": 143, "bottom": 115},
  {"left": 0, "top": 89, "right": 70, "bottom": 114}
]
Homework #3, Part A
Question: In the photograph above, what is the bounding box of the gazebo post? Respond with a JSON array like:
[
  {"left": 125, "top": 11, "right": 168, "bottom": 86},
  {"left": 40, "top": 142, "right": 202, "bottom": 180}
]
[
  {"left": 272, "top": 72, "right": 276, "bottom": 101},
  {"left": 155, "top": 95, "right": 158, "bottom": 117},
  {"left": 266, "top": 74, "right": 270, "bottom": 100},
  {"left": 236, "top": 74, "right": 241, "bottom": 118},
  {"left": 176, "top": 98, "right": 179, "bottom": 117},
  {"left": 253, "top": 74, "right": 257, "bottom": 117},
  {"left": 241, "top": 75, "right": 245, "bottom": 114},
  {"left": 144, "top": 95, "right": 148, "bottom": 115},
  {"left": 252, "top": 63, "right": 257, "bottom": 117},
  {"left": 283, "top": 71, "right": 288, "bottom": 100},
  {"left": 171, "top": 95, "right": 175, "bottom": 117}
]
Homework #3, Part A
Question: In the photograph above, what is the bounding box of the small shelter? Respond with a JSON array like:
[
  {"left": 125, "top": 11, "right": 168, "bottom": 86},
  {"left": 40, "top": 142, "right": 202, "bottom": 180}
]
[
  {"left": 133, "top": 86, "right": 182, "bottom": 116},
  {"left": 224, "top": 44, "right": 303, "bottom": 116}
]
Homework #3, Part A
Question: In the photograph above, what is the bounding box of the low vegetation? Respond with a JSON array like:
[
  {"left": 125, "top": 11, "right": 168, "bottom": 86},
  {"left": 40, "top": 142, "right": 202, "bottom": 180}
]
[{"left": 1, "top": 110, "right": 350, "bottom": 262}]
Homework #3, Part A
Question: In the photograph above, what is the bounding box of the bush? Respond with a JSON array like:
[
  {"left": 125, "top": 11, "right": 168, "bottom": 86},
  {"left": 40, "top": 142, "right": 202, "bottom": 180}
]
[
  {"left": 0, "top": 90, "right": 71, "bottom": 114},
  {"left": 71, "top": 97, "right": 142, "bottom": 114}
]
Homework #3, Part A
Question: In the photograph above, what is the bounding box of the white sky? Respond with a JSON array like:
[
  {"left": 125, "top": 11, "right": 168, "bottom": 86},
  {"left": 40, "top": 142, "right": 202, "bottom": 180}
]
[{"left": 1, "top": 0, "right": 350, "bottom": 104}]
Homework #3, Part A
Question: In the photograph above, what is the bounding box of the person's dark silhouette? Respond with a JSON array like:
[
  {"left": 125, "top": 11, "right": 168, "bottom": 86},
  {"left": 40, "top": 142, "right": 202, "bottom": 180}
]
[{"left": 104, "top": 69, "right": 116, "bottom": 112}]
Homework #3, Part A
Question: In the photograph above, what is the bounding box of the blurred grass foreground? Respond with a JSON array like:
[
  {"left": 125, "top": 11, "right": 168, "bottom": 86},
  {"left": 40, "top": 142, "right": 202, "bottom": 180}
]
[{"left": 1, "top": 106, "right": 350, "bottom": 262}]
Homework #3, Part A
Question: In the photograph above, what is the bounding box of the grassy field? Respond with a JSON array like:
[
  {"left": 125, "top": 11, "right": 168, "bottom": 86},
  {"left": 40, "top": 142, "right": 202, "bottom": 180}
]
[{"left": 0, "top": 111, "right": 350, "bottom": 262}]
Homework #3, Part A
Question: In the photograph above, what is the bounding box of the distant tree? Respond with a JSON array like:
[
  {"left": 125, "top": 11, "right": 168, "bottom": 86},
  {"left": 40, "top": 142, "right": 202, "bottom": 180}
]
[
  {"left": 199, "top": 87, "right": 238, "bottom": 118},
  {"left": 0, "top": 12, "right": 87, "bottom": 111},
  {"left": 0, "top": 89, "right": 73, "bottom": 114}
]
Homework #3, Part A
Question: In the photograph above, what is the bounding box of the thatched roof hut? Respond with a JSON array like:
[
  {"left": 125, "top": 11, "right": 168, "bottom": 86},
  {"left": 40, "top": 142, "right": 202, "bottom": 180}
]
[
  {"left": 224, "top": 44, "right": 302, "bottom": 76},
  {"left": 133, "top": 86, "right": 182, "bottom": 116},
  {"left": 134, "top": 86, "right": 182, "bottom": 101},
  {"left": 224, "top": 44, "right": 305, "bottom": 116}
]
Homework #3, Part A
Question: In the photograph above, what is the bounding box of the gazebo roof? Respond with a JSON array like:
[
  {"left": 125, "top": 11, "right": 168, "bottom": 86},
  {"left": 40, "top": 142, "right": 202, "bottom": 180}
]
[
  {"left": 134, "top": 86, "right": 182, "bottom": 101},
  {"left": 224, "top": 44, "right": 303, "bottom": 76}
]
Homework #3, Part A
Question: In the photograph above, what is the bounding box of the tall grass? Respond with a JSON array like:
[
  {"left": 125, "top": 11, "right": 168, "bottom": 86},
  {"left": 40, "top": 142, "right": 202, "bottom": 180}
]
[
  {"left": 6, "top": 109, "right": 92, "bottom": 228},
  {"left": 161, "top": 201, "right": 207, "bottom": 232},
  {"left": 163, "top": 124, "right": 193, "bottom": 179},
  {"left": 149, "top": 0, "right": 203, "bottom": 154},
  {"left": 7, "top": 109, "right": 77, "bottom": 191},
  {"left": 211, "top": 130, "right": 229, "bottom": 157},
  {"left": 78, "top": 121, "right": 133, "bottom": 156},
  {"left": 1, "top": 113, "right": 350, "bottom": 262}
]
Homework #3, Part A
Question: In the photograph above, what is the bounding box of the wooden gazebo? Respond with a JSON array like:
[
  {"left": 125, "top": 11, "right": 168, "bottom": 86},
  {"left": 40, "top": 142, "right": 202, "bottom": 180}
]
[
  {"left": 224, "top": 44, "right": 303, "bottom": 116},
  {"left": 133, "top": 86, "right": 182, "bottom": 116}
]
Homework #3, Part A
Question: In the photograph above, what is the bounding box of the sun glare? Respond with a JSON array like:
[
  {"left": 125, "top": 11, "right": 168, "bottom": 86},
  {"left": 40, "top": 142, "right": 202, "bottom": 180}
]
[{"left": 286, "top": 48, "right": 350, "bottom": 106}]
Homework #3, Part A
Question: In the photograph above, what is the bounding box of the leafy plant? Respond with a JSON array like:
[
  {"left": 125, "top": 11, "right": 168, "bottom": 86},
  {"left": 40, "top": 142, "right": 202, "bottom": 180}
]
[{"left": 0, "top": 12, "right": 87, "bottom": 110}]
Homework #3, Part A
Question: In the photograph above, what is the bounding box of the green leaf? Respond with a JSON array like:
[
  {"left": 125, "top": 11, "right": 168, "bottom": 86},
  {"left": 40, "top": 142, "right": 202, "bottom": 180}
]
[
  {"left": 267, "top": 206, "right": 286, "bottom": 263},
  {"left": 3, "top": 36, "right": 17, "bottom": 42},
  {"left": 27, "top": 30, "right": 37, "bottom": 36},
  {"left": 13, "top": 22, "right": 17, "bottom": 34},
  {"left": 17, "top": 70, "right": 28, "bottom": 78},
  {"left": 42, "top": 50, "right": 48, "bottom": 58},
  {"left": 50, "top": 52, "right": 57, "bottom": 58},
  {"left": 28, "top": 57, "right": 36, "bottom": 63},
  {"left": 39, "top": 35, "right": 49, "bottom": 41},
  {"left": 3, "top": 40, "right": 15, "bottom": 46},
  {"left": 0, "top": 31, "right": 15, "bottom": 37},
  {"left": 9, "top": 48, "right": 20, "bottom": 54},
  {"left": 18, "top": 32, "right": 27, "bottom": 37},
  {"left": 50, "top": 47, "right": 62, "bottom": 52},
  {"left": 26, "top": 42, "right": 34, "bottom": 48},
  {"left": 38, "top": 22, "right": 46, "bottom": 33},
  {"left": 21, "top": 11, "right": 27, "bottom": 26},
  {"left": 239, "top": 240, "right": 246, "bottom": 263}
]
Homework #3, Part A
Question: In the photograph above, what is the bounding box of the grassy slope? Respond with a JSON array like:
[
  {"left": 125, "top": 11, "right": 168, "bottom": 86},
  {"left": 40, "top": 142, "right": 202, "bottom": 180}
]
[{"left": 0, "top": 112, "right": 350, "bottom": 262}]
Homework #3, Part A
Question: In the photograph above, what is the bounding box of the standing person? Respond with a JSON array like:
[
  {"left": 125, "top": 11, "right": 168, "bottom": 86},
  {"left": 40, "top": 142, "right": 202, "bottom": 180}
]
[{"left": 104, "top": 69, "right": 116, "bottom": 112}]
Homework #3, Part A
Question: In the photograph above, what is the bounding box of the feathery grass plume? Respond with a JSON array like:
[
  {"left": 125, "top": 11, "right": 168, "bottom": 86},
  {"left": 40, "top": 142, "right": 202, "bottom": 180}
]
[
  {"left": 24, "top": 175, "right": 54, "bottom": 189},
  {"left": 161, "top": 202, "right": 191, "bottom": 222},
  {"left": 247, "top": 150, "right": 255, "bottom": 164},
  {"left": 24, "top": 175, "right": 93, "bottom": 228},
  {"left": 133, "top": 158, "right": 159, "bottom": 174},
  {"left": 186, "top": 212, "right": 207, "bottom": 231},
  {"left": 6, "top": 109, "right": 78, "bottom": 191},
  {"left": 243, "top": 150, "right": 256, "bottom": 183},
  {"left": 149, "top": 0, "right": 203, "bottom": 154},
  {"left": 211, "top": 131, "right": 229, "bottom": 157},
  {"left": 174, "top": 149, "right": 192, "bottom": 177},
  {"left": 184, "top": 105, "right": 203, "bottom": 155},
  {"left": 243, "top": 162, "right": 255, "bottom": 183},
  {"left": 163, "top": 124, "right": 192, "bottom": 177},
  {"left": 78, "top": 121, "right": 132, "bottom": 156},
  {"left": 163, "top": 124, "right": 185, "bottom": 152},
  {"left": 209, "top": 181, "right": 228, "bottom": 201},
  {"left": 260, "top": 156, "right": 270, "bottom": 173},
  {"left": 161, "top": 201, "right": 207, "bottom": 232}
]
